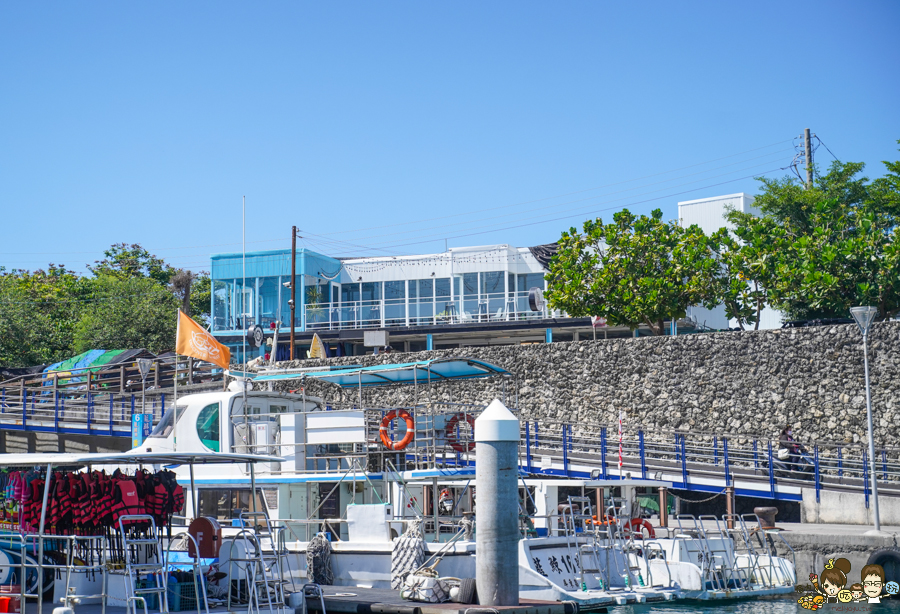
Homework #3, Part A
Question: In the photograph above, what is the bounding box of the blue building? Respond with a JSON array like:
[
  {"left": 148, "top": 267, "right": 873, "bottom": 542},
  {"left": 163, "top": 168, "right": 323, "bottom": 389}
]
[{"left": 209, "top": 243, "right": 607, "bottom": 361}]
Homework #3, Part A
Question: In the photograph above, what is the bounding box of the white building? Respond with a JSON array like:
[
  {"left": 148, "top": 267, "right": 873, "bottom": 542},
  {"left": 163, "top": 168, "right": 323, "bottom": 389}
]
[{"left": 678, "top": 193, "right": 783, "bottom": 330}]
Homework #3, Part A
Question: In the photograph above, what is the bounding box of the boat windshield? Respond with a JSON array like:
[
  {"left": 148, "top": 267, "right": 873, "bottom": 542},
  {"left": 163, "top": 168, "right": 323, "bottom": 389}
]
[{"left": 149, "top": 404, "right": 187, "bottom": 438}]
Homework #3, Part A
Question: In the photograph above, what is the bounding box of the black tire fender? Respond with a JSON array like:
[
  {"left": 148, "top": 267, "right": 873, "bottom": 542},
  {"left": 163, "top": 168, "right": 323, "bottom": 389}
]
[{"left": 867, "top": 547, "right": 900, "bottom": 583}]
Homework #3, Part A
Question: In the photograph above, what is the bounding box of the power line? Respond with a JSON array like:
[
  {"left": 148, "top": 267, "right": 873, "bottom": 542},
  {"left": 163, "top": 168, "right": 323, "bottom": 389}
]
[
  {"left": 310, "top": 139, "right": 794, "bottom": 241},
  {"left": 321, "top": 161, "right": 792, "bottom": 253},
  {"left": 815, "top": 135, "right": 841, "bottom": 163},
  {"left": 302, "top": 149, "right": 794, "bottom": 247}
]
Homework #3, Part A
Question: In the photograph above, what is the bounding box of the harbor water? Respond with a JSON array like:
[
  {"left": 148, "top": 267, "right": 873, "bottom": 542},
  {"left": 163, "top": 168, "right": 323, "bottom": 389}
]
[{"left": 609, "top": 595, "right": 900, "bottom": 613}]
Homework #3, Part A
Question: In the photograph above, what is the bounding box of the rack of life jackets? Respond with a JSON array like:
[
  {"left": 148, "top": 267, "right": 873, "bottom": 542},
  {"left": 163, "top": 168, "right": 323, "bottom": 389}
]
[{"left": 0, "top": 467, "right": 184, "bottom": 566}]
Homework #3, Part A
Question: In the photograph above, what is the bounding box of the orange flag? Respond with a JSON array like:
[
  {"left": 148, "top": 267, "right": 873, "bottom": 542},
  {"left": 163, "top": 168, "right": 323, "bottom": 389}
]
[{"left": 175, "top": 310, "right": 231, "bottom": 370}]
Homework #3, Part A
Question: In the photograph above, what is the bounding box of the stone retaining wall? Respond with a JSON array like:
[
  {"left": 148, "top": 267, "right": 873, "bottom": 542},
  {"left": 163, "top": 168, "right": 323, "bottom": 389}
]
[{"left": 268, "top": 322, "right": 900, "bottom": 447}]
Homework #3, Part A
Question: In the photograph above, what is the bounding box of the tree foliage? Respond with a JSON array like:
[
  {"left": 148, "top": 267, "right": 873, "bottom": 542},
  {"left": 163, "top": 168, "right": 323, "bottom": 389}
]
[
  {"left": 73, "top": 275, "right": 179, "bottom": 353},
  {"left": 0, "top": 244, "right": 211, "bottom": 368},
  {"left": 546, "top": 209, "right": 722, "bottom": 335},
  {"left": 88, "top": 243, "right": 176, "bottom": 285},
  {"left": 728, "top": 150, "right": 900, "bottom": 321}
]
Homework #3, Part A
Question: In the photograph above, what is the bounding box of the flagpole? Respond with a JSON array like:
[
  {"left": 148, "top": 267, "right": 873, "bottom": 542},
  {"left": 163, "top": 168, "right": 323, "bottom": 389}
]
[
  {"left": 174, "top": 309, "right": 180, "bottom": 451},
  {"left": 242, "top": 197, "right": 249, "bottom": 456}
]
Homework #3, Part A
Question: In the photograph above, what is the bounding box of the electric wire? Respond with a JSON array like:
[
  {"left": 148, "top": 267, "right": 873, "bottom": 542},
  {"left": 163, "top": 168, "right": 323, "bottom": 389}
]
[
  {"left": 299, "top": 149, "right": 793, "bottom": 248},
  {"left": 310, "top": 138, "right": 794, "bottom": 240}
]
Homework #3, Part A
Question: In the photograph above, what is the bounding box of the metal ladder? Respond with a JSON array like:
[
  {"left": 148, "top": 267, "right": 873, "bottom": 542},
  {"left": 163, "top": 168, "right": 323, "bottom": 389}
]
[
  {"left": 241, "top": 511, "right": 296, "bottom": 600},
  {"left": 165, "top": 532, "right": 211, "bottom": 614},
  {"left": 564, "top": 496, "right": 606, "bottom": 590},
  {"left": 697, "top": 515, "right": 750, "bottom": 591},
  {"left": 604, "top": 498, "right": 643, "bottom": 590},
  {"left": 227, "top": 528, "right": 279, "bottom": 614},
  {"left": 721, "top": 514, "right": 759, "bottom": 590},
  {"left": 118, "top": 515, "right": 168, "bottom": 614},
  {"left": 674, "top": 515, "right": 722, "bottom": 591}
]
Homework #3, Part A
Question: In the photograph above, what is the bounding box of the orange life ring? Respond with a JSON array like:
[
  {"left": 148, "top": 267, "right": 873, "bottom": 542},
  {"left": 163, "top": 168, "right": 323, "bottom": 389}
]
[
  {"left": 445, "top": 413, "right": 476, "bottom": 452},
  {"left": 380, "top": 409, "right": 415, "bottom": 451},
  {"left": 623, "top": 518, "right": 656, "bottom": 539},
  {"left": 585, "top": 514, "right": 614, "bottom": 526}
]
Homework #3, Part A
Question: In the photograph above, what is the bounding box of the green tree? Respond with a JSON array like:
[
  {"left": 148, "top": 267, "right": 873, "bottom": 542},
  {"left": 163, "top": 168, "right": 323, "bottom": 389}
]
[
  {"left": 0, "top": 265, "right": 91, "bottom": 366},
  {"left": 728, "top": 149, "right": 900, "bottom": 321},
  {"left": 87, "top": 243, "right": 176, "bottom": 285},
  {"left": 72, "top": 275, "right": 179, "bottom": 353},
  {"left": 547, "top": 209, "right": 722, "bottom": 335},
  {"left": 189, "top": 273, "right": 211, "bottom": 325},
  {"left": 708, "top": 229, "right": 769, "bottom": 330}
]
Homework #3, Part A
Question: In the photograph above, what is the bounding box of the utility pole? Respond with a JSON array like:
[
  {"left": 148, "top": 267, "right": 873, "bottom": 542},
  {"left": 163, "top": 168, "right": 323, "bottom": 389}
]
[
  {"left": 290, "top": 226, "right": 297, "bottom": 360},
  {"left": 804, "top": 128, "right": 813, "bottom": 188}
]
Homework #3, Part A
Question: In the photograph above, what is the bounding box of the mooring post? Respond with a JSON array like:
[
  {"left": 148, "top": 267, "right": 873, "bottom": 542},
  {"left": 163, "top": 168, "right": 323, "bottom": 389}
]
[
  {"left": 475, "top": 399, "right": 520, "bottom": 606},
  {"left": 725, "top": 485, "right": 735, "bottom": 529},
  {"left": 658, "top": 486, "right": 668, "bottom": 529}
]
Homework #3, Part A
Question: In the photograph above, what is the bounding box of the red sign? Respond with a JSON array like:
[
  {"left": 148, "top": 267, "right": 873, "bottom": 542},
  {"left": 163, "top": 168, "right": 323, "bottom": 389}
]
[{"left": 591, "top": 316, "right": 607, "bottom": 328}]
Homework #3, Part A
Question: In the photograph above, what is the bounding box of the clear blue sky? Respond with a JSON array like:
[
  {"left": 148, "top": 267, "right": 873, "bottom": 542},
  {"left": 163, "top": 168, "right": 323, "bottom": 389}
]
[{"left": 2, "top": 2, "right": 898, "bottom": 274}]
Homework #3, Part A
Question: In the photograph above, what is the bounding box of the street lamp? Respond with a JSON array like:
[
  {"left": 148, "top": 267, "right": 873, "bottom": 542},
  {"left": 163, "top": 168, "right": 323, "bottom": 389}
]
[{"left": 850, "top": 306, "right": 882, "bottom": 533}]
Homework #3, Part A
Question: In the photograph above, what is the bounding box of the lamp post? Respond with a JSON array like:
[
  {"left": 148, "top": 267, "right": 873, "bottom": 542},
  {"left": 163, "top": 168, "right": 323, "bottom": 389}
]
[{"left": 850, "top": 306, "right": 881, "bottom": 533}]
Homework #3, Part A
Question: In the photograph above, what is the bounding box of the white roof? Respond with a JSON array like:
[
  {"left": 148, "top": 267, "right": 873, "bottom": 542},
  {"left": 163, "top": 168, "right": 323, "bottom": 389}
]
[{"left": 0, "top": 451, "right": 283, "bottom": 468}]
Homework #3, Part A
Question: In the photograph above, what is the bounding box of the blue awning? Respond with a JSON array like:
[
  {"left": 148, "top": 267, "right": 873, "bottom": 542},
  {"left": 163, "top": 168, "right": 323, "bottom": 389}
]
[{"left": 252, "top": 358, "right": 509, "bottom": 388}]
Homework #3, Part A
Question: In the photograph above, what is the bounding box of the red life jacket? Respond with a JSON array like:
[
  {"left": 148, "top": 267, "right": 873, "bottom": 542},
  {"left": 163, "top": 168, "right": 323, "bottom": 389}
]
[
  {"left": 95, "top": 475, "right": 117, "bottom": 527},
  {"left": 22, "top": 478, "right": 44, "bottom": 531},
  {"left": 111, "top": 479, "right": 146, "bottom": 528}
]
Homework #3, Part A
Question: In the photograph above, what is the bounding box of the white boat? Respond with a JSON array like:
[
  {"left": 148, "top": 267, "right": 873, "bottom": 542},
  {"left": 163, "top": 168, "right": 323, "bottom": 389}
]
[{"left": 121, "top": 357, "right": 796, "bottom": 605}]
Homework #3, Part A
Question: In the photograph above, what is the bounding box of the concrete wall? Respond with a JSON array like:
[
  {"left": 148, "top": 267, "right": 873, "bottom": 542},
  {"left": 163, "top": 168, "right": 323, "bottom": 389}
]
[
  {"left": 271, "top": 321, "right": 900, "bottom": 447},
  {"left": 801, "top": 488, "right": 900, "bottom": 525}
]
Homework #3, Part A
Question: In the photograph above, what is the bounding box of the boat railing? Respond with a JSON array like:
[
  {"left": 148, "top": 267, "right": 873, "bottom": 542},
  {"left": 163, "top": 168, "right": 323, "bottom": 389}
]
[{"left": 0, "top": 532, "right": 111, "bottom": 614}]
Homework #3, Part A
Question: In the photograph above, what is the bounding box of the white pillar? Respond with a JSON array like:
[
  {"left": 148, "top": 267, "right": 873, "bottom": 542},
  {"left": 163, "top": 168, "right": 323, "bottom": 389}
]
[{"left": 475, "top": 399, "right": 520, "bottom": 606}]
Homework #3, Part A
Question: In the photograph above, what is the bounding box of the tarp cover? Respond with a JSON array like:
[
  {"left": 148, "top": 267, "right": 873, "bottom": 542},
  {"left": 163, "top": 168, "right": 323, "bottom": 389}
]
[
  {"left": 253, "top": 358, "right": 508, "bottom": 388},
  {"left": 43, "top": 349, "right": 155, "bottom": 386}
]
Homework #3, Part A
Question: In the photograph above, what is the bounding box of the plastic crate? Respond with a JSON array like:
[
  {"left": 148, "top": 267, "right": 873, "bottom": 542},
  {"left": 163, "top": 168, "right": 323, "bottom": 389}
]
[
  {"left": 167, "top": 581, "right": 198, "bottom": 612},
  {"left": 135, "top": 579, "right": 159, "bottom": 611}
]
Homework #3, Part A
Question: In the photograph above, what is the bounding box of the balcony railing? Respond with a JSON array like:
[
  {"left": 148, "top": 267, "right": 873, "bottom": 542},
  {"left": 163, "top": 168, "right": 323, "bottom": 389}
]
[{"left": 302, "top": 291, "right": 551, "bottom": 331}]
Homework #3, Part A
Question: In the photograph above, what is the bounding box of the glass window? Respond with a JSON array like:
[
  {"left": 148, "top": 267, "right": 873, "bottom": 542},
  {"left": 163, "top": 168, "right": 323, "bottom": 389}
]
[
  {"left": 342, "top": 283, "right": 360, "bottom": 303},
  {"left": 463, "top": 273, "right": 478, "bottom": 297},
  {"left": 384, "top": 281, "right": 405, "bottom": 300},
  {"left": 306, "top": 283, "right": 327, "bottom": 306},
  {"left": 258, "top": 277, "right": 279, "bottom": 328},
  {"left": 196, "top": 402, "right": 220, "bottom": 452},
  {"left": 518, "top": 273, "right": 546, "bottom": 292},
  {"left": 197, "top": 489, "right": 267, "bottom": 521},
  {"left": 149, "top": 404, "right": 187, "bottom": 438},
  {"left": 418, "top": 279, "right": 433, "bottom": 298},
  {"left": 213, "top": 280, "right": 228, "bottom": 331},
  {"left": 434, "top": 278, "right": 450, "bottom": 298},
  {"left": 508, "top": 273, "right": 516, "bottom": 294},
  {"left": 361, "top": 282, "right": 381, "bottom": 301},
  {"left": 481, "top": 271, "right": 504, "bottom": 295}
]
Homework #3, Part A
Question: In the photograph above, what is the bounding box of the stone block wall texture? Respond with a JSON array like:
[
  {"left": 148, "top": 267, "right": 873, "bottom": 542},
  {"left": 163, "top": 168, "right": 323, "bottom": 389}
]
[{"left": 268, "top": 322, "right": 900, "bottom": 449}]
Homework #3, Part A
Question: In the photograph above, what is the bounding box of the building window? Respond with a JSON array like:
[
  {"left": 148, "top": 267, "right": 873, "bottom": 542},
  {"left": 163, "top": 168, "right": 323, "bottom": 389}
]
[
  {"left": 258, "top": 277, "right": 280, "bottom": 328},
  {"left": 213, "top": 280, "right": 228, "bottom": 331},
  {"left": 384, "top": 281, "right": 406, "bottom": 325},
  {"left": 481, "top": 271, "right": 505, "bottom": 319},
  {"left": 411, "top": 279, "right": 434, "bottom": 324},
  {"left": 196, "top": 402, "right": 220, "bottom": 452}
]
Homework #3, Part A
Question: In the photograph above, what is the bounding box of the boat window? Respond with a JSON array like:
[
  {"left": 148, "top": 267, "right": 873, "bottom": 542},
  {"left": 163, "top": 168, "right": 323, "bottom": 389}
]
[
  {"left": 269, "top": 404, "right": 288, "bottom": 414},
  {"left": 149, "top": 404, "right": 187, "bottom": 438},
  {"left": 197, "top": 488, "right": 267, "bottom": 521},
  {"left": 196, "top": 402, "right": 220, "bottom": 452}
]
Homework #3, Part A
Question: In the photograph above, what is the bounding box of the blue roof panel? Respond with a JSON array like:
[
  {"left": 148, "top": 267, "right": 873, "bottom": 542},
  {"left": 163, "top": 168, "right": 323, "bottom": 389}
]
[{"left": 252, "top": 358, "right": 508, "bottom": 388}]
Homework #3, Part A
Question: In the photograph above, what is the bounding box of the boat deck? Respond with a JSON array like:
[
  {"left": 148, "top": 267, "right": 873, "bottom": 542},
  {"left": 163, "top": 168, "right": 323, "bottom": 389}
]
[
  {"left": 307, "top": 586, "right": 576, "bottom": 614},
  {"left": 29, "top": 588, "right": 581, "bottom": 614}
]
